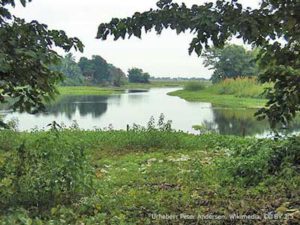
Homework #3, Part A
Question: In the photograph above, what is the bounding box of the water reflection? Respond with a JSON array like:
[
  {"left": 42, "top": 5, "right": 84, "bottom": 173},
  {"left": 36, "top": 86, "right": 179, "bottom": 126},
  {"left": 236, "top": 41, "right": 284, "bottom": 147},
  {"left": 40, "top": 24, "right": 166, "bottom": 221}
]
[
  {"left": 212, "top": 108, "right": 267, "bottom": 136},
  {"left": 1, "top": 88, "right": 299, "bottom": 136},
  {"left": 202, "top": 108, "right": 300, "bottom": 137},
  {"left": 127, "top": 89, "right": 148, "bottom": 93},
  {"left": 43, "top": 95, "right": 110, "bottom": 119}
]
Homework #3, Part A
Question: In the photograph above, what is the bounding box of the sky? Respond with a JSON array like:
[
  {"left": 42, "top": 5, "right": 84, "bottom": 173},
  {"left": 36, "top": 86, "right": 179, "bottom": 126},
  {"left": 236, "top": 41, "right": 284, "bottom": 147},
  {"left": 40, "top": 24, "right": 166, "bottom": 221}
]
[{"left": 11, "top": 0, "right": 260, "bottom": 79}]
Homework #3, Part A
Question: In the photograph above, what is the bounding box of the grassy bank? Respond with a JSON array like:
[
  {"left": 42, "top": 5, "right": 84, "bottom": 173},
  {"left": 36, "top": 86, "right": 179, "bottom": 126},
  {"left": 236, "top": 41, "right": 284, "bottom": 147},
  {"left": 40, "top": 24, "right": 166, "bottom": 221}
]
[
  {"left": 123, "top": 80, "right": 203, "bottom": 89},
  {"left": 0, "top": 127, "right": 299, "bottom": 224},
  {"left": 57, "top": 80, "right": 198, "bottom": 96},
  {"left": 169, "top": 90, "right": 267, "bottom": 108},
  {"left": 169, "top": 78, "right": 270, "bottom": 108},
  {"left": 57, "top": 86, "right": 124, "bottom": 96}
]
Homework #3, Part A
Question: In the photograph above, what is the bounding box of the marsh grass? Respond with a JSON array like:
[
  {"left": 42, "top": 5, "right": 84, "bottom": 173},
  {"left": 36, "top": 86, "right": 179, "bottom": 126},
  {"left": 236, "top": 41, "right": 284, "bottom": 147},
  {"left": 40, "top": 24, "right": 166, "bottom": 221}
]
[
  {"left": 210, "top": 77, "right": 272, "bottom": 98},
  {"left": 184, "top": 81, "right": 207, "bottom": 91},
  {"left": 0, "top": 127, "right": 299, "bottom": 224}
]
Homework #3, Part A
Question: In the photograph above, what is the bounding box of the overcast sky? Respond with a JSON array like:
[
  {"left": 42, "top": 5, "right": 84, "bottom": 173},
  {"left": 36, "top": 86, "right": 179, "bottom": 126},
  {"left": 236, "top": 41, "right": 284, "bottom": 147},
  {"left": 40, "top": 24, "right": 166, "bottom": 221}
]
[{"left": 11, "top": 0, "right": 260, "bottom": 79}]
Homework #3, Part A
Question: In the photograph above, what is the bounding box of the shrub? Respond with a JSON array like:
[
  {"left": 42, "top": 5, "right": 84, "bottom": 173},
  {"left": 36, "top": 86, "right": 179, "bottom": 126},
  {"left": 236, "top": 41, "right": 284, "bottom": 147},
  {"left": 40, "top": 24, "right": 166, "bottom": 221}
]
[
  {"left": 184, "top": 82, "right": 206, "bottom": 91},
  {"left": 124, "top": 114, "right": 181, "bottom": 150},
  {"left": 210, "top": 77, "right": 272, "bottom": 98},
  {"left": 218, "top": 136, "right": 300, "bottom": 186},
  {"left": 0, "top": 131, "right": 94, "bottom": 209}
]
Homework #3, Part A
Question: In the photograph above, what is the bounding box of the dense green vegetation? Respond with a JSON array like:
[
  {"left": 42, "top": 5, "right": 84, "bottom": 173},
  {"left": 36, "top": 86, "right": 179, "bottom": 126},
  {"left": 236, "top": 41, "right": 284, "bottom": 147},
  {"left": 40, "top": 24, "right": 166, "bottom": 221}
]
[
  {"left": 51, "top": 53, "right": 85, "bottom": 86},
  {"left": 53, "top": 57, "right": 153, "bottom": 87},
  {"left": 169, "top": 78, "right": 268, "bottom": 108},
  {"left": 51, "top": 54, "right": 127, "bottom": 87},
  {"left": 183, "top": 82, "right": 207, "bottom": 91},
  {"left": 78, "top": 55, "right": 126, "bottom": 87},
  {"left": 205, "top": 78, "right": 271, "bottom": 99},
  {"left": 0, "top": 123, "right": 299, "bottom": 224},
  {"left": 128, "top": 68, "right": 150, "bottom": 83},
  {"left": 0, "top": 0, "right": 83, "bottom": 114},
  {"left": 203, "top": 44, "right": 258, "bottom": 83}
]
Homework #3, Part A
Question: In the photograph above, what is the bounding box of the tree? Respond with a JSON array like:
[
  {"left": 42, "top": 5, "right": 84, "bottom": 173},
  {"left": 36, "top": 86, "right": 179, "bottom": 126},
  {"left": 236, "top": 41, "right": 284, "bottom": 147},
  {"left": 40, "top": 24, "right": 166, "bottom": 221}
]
[
  {"left": 78, "top": 55, "right": 110, "bottom": 85},
  {"left": 78, "top": 55, "right": 126, "bottom": 86},
  {"left": 92, "top": 55, "right": 110, "bottom": 83},
  {"left": 107, "top": 64, "right": 127, "bottom": 87},
  {"left": 96, "top": 0, "right": 300, "bottom": 129},
  {"left": 0, "top": 0, "right": 83, "bottom": 114},
  {"left": 203, "top": 44, "right": 258, "bottom": 83},
  {"left": 51, "top": 53, "right": 84, "bottom": 86},
  {"left": 78, "top": 57, "right": 94, "bottom": 81},
  {"left": 128, "top": 68, "right": 150, "bottom": 83}
]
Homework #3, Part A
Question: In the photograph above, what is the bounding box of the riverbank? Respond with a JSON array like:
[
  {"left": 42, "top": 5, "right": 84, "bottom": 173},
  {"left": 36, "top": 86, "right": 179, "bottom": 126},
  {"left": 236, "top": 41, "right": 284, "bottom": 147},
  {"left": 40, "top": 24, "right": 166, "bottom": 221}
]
[
  {"left": 168, "top": 78, "right": 269, "bottom": 108},
  {"left": 57, "top": 86, "right": 123, "bottom": 96},
  {"left": 168, "top": 89, "right": 267, "bottom": 108},
  {"left": 57, "top": 81, "right": 189, "bottom": 96},
  {"left": 0, "top": 128, "right": 299, "bottom": 224},
  {"left": 123, "top": 80, "right": 196, "bottom": 89}
]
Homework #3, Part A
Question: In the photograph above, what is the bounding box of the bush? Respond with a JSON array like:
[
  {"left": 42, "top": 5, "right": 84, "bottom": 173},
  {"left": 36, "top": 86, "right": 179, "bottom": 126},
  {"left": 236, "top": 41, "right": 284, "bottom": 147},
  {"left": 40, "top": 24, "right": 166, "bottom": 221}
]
[
  {"left": 0, "top": 131, "right": 94, "bottom": 209},
  {"left": 184, "top": 82, "right": 206, "bottom": 91},
  {"left": 210, "top": 77, "right": 271, "bottom": 98},
  {"left": 218, "top": 136, "right": 300, "bottom": 186}
]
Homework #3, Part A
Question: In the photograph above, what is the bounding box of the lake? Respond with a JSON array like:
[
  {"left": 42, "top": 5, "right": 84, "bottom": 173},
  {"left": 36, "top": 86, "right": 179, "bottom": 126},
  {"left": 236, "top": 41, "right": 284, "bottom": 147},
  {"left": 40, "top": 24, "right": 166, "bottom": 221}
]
[{"left": 1, "top": 87, "right": 299, "bottom": 136}]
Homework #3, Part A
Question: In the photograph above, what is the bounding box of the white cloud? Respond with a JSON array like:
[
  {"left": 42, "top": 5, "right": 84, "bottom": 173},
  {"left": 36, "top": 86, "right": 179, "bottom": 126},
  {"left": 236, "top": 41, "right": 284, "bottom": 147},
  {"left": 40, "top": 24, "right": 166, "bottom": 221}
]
[{"left": 11, "top": 0, "right": 260, "bottom": 79}]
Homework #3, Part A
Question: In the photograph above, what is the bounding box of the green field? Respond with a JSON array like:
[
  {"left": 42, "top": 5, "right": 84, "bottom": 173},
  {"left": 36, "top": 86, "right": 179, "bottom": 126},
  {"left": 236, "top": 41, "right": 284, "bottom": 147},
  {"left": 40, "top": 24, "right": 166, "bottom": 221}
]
[
  {"left": 0, "top": 127, "right": 299, "bottom": 224},
  {"left": 169, "top": 78, "right": 270, "bottom": 108}
]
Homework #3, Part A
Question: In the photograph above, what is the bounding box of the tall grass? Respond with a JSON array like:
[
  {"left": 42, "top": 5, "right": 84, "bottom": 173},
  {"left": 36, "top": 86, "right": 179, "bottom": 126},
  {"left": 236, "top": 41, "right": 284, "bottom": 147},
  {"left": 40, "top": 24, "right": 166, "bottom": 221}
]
[
  {"left": 184, "top": 81, "right": 207, "bottom": 91},
  {"left": 209, "top": 77, "right": 272, "bottom": 98}
]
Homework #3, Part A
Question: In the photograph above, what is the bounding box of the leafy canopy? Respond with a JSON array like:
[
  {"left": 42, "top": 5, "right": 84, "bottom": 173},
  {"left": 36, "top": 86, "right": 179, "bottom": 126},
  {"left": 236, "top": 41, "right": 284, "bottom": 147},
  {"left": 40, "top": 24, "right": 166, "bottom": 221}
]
[
  {"left": 107, "top": 64, "right": 126, "bottom": 87},
  {"left": 0, "top": 0, "right": 84, "bottom": 114},
  {"left": 78, "top": 55, "right": 126, "bottom": 86},
  {"left": 128, "top": 68, "right": 150, "bottom": 83},
  {"left": 78, "top": 56, "right": 110, "bottom": 84},
  {"left": 97, "top": 0, "right": 300, "bottom": 128},
  {"left": 203, "top": 44, "right": 258, "bottom": 83},
  {"left": 51, "top": 53, "right": 84, "bottom": 86}
]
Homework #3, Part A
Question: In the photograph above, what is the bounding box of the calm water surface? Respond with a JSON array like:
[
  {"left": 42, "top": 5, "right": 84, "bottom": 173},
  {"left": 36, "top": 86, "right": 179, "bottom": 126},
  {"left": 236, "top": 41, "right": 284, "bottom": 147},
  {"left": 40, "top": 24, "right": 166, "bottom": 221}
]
[{"left": 1, "top": 88, "right": 299, "bottom": 136}]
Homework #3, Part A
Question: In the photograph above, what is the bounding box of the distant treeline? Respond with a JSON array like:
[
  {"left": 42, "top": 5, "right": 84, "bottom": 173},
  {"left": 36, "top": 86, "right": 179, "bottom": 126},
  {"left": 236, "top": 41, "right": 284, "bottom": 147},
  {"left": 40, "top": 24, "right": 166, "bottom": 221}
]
[
  {"left": 52, "top": 54, "right": 155, "bottom": 86},
  {"left": 53, "top": 44, "right": 256, "bottom": 86},
  {"left": 51, "top": 54, "right": 127, "bottom": 87},
  {"left": 52, "top": 54, "right": 210, "bottom": 86},
  {"left": 151, "top": 77, "right": 209, "bottom": 81}
]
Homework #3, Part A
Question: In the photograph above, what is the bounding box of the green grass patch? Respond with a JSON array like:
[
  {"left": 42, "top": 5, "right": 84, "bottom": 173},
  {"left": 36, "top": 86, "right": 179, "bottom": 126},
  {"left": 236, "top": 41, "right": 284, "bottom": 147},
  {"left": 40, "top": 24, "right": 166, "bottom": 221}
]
[
  {"left": 57, "top": 86, "right": 123, "bottom": 96},
  {"left": 169, "top": 78, "right": 270, "bottom": 108}
]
